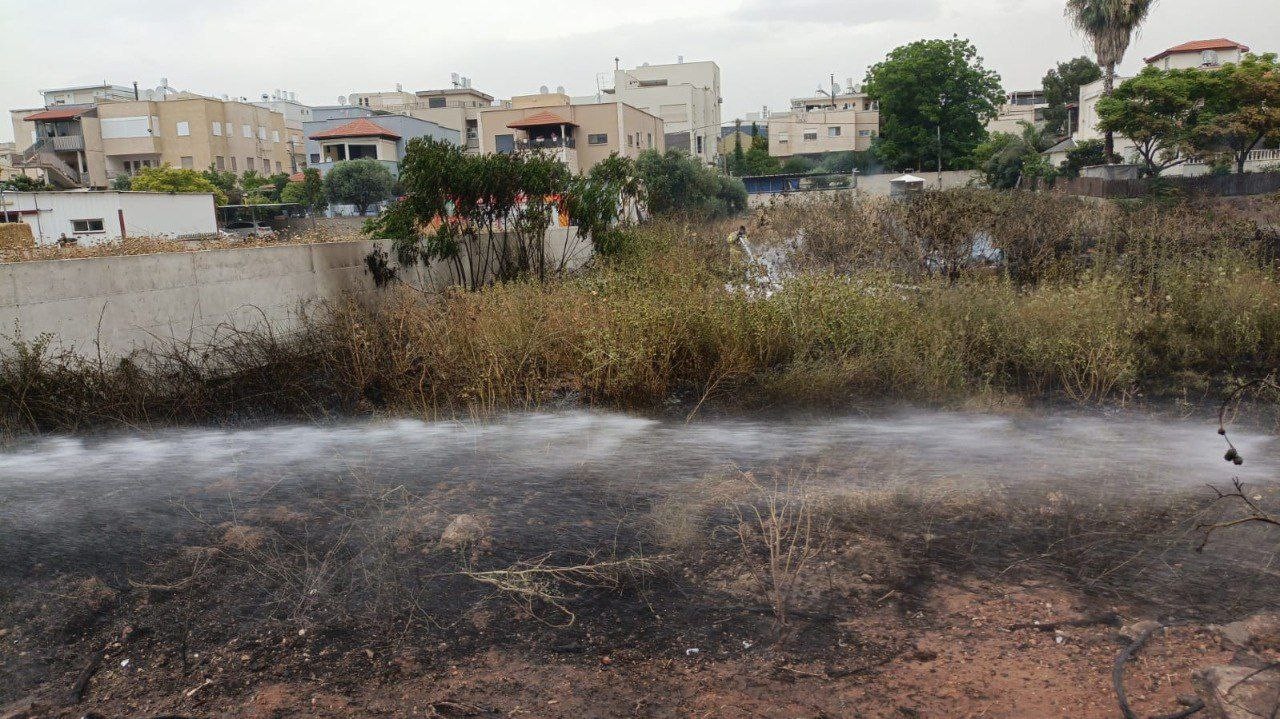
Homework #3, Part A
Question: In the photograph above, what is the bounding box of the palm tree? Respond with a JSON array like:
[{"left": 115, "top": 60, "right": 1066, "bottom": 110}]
[{"left": 1065, "top": 0, "right": 1157, "bottom": 159}]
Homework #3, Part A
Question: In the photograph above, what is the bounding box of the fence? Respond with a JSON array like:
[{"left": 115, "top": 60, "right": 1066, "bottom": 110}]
[{"left": 1056, "top": 171, "right": 1280, "bottom": 199}]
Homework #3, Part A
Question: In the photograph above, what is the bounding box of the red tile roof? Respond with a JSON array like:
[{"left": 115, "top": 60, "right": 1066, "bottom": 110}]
[
  {"left": 1145, "top": 39, "right": 1249, "bottom": 64},
  {"left": 24, "top": 107, "right": 94, "bottom": 121},
  {"left": 507, "top": 111, "right": 578, "bottom": 129},
  {"left": 309, "top": 118, "right": 400, "bottom": 140},
  {"left": 287, "top": 172, "right": 305, "bottom": 182}
]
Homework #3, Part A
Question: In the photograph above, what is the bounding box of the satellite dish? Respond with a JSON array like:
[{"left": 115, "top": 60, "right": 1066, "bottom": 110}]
[
  {"left": 556, "top": 85, "right": 565, "bottom": 94},
  {"left": 540, "top": 85, "right": 549, "bottom": 94},
  {"left": 338, "top": 95, "right": 347, "bottom": 105}
]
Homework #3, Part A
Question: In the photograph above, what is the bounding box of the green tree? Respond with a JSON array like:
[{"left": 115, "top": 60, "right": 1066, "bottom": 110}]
[
  {"left": 737, "top": 134, "right": 782, "bottom": 175},
  {"left": 1190, "top": 53, "right": 1280, "bottom": 174},
  {"left": 635, "top": 149, "right": 746, "bottom": 218},
  {"left": 1065, "top": 0, "right": 1158, "bottom": 159},
  {"left": 1097, "top": 66, "right": 1202, "bottom": 177},
  {"left": 781, "top": 155, "right": 816, "bottom": 174},
  {"left": 863, "top": 37, "right": 1005, "bottom": 171},
  {"left": 1058, "top": 138, "right": 1114, "bottom": 178},
  {"left": 324, "top": 159, "right": 395, "bottom": 215},
  {"left": 0, "top": 175, "right": 52, "bottom": 191},
  {"left": 280, "top": 168, "right": 326, "bottom": 213},
  {"left": 130, "top": 165, "right": 228, "bottom": 204},
  {"left": 973, "top": 121, "right": 1056, "bottom": 189},
  {"left": 201, "top": 167, "right": 242, "bottom": 204},
  {"left": 1041, "top": 57, "right": 1102, "bottom": 136}
]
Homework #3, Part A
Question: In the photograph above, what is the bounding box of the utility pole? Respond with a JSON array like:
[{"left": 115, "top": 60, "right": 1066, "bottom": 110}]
[{"left": 936, "top": 124, "right": 943, "bottom": 189}]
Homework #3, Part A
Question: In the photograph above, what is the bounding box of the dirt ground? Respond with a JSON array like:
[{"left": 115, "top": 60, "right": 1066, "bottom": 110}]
[{"left": 2, "top": 575, "right": 1248, "bottom": 719}]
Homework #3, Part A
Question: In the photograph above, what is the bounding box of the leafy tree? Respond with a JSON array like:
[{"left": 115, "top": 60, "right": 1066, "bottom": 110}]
[
  {"left": 324, "top": 159, "right": 395, "bottom": 215},
  {"left": 564, "top": 154, "right": 646, "bottom": 255},
  {"left": 731, "top": 133, "right": 781, "bottom": 176},
  {"left": 733, "top": 127, "right": 745, "bottom": 170},
  {"left": 280, "top": 168, "right": 326, "bottom": 213},
  {"left": 1190, "top": 53, "right": 1280, "bottom": 174},
  {"left": 367, "top": 139, "right": 625, "bottom": 288},
  {"left": 863, "top": 37, "right": 1005, "bottom": 171},
  {"left": 973, "top": 121, "right": 1056, "bottom": 189},
  {"left": 636, "top": 149, "right": 746, "bottom": 218},
  {"left": 201, "top": 167, "right": 243, "bottom": 205},
  {"left": 1, "top": 175, "right": 51, "bottom": 191},
  {"left": 1041, "top": 57, "right": 1102, "bottom": 136},
  {"left": 816, "top": 150, "right": 875, "bottom": 174},
  {"left": 781, "top": 156, "right": 817, "bottom": 174},
  {"left": 130, "top": 165, "right": 228, "bottom": 204},
  {"left": 1058, "top": 138, "right": 1115, "bottom": 178},
  {"left": 1097, "top": 67, "right": 1202, "bottom": 177},
  {"left": 1066, "top": 0, "right": 1157, "bottom": 159}
]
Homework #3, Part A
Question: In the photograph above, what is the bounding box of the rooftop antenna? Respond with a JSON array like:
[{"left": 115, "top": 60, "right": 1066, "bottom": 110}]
[{"left": 614, "top": 57, "right": 620, "bottom": 71}]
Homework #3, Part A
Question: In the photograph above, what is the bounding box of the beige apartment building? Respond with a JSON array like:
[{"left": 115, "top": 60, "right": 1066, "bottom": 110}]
[
  {"left": 986, "top": 89, "right": 1049, "bottom": 135},
  {"left": 767, "top": 87, "right": 879, "bottom": 158},
  {"left": 348, "top": 83, "right": 494, "bottom": 151},
  {"left": 583, "top": 59, "right": 721, "bottom": 165},
  {"left": 11, "top": 91, "right": 298, "bottom": 188},
  {"left": 476, "top": 92, "right": 663, "bottom": 173}
]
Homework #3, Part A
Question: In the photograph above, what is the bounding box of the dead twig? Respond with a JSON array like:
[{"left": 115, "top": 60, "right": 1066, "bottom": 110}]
[
  {"left": 1113, "top": 622, "right": 1163, "bottom": 719},
  {"left": 1196, "top": 478, "right": 1280, "bottom": 552},
  {"left": 1008, "top": 612, "right": 1121, "bottom": 632}
]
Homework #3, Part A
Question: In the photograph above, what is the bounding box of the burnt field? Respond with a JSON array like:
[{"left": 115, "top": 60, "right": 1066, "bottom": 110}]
[{"left": 2, "top": 408, "right": 1279, "bottom": 717}]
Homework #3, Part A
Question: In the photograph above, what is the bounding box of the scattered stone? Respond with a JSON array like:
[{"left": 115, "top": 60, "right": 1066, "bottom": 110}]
[
  {"left": 1193, "top": 664, "right": 1280, "bottom": 719},
  {"left": 1120, "top": 619, "right": 1162, "bottom": 642},
  {"left": 439, "top": 514, "right": 486, "bottom": 549},
  {"left": 1212, "top": 613, "right": 1280, "bottom": 651}
]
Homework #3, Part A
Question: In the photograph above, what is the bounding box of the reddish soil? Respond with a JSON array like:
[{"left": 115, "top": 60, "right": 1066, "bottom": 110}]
[{"left": 3, "top": 576, "right": 1236, "bottom": 719}]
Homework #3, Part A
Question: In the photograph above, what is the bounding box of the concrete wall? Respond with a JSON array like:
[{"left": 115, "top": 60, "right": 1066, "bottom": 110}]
[{"left": 0, "top": 227, "right": 589, "bottom": 358}]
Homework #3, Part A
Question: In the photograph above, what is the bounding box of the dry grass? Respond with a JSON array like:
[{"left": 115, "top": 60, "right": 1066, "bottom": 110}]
[{"left": 0, "top": 227, "right": 366, "bottom": 264}]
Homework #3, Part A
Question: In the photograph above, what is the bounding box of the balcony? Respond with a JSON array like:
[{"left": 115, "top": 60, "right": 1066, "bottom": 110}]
[{"left": 49, "top": 135, "right": 85, "bottom": 151}]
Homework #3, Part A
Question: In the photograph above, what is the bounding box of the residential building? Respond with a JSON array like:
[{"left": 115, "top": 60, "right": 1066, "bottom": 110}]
[
  {"left": 0, "top": 190, "right": 217, "bottom": 245},
  {"left": 767, "top": 83, "right": 879, "bottom": 158},
  {"left": 346, "top": 82, "right": 494, "bottom": 152},
  {"left": 477, "top": 91, "right": 664, "bottom": 174},
  {"left": 347, "top": 86, "right": 418, "bottom": 112},
  {"left": 252, "top": 90, "right": 314, "bottom": 124},
  {"left": 1144, "top": 38, "right": 1250, "bottom": 70},
  {"left": 986, "top": 89, "right": 1049, "bottom": 135},
  {"left": 587, "top": 59, "right": 721, "bottom": 165},
  {"left": 303, "top": 115, "right": 459, "bottom": 177},
  {"left": 10, "top": 89, "right": 296, "bottom": 188}
]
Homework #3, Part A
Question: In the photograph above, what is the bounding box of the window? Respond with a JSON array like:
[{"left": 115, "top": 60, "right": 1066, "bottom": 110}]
[
  {"left": 777, "top": 133, "right": 790, "bottom": 143},
  {"left": 272, "top": 130, "right": 280, "bottom": 143},
  {"left": 275, "top": 162, "right": 282, "bottom": 173},
  {"left": 247, "top": 158, "right": 255, "bottom": 171},
  {"left": 647, "top": 132, "right": 653, "bottom": 148},
  {"left": 347, "top": 144, "right": 377, "bottom": 160},
  {"left": 71, "top": 219, "right": 105, "bottom": 234},
  {"left": 695, "top": 135, "right": 703, "bottom": 154},
  {"left": 803, "top": 130, "right": 818, "bottom": 141},
  {"left": 858, "top": 129, "right": 871, "bottom": 137},
  {"left": 231, "top": 157, "right": 238, "bottom": 172},
  {"left": 428, "top": 97, "right": 446, "bottom": 108},
  {"left": 627, "top": 134, "right": 634, "bottom": 148},
  {"left": 587, "top": 133, "right": 608, "bottom": 145},
  {"left": 242, "top": 124, "right": 252, "bottom": 138},
  {"left": 224, "top": 122, "right": 233, "bottom": 137},
  {"left": 215, "top": 156, "right": 225, "bottom": 170},
  {"left": 212, "top": 122, "right": 222, "bottom": 136},
  {"left": 309, "top": 153, "right": 321, "bottom": 164},
  {"left": 828, "top": 126, "right": 841, "bottom": 137},
  {"left": 180, "top": 156, "right": 193, "bottom": 169},
  {"left": 495, "top": 134, "right": 516, "bottom": 153},
  {"left": 258, "top": 126, "right": 267, "bottom": 140},
  {"left": 1201, "top": 49, "right": 1219, "bottom": 65},
  {"left": 175, "top": 121, "right": 190, "bottom": 136}
]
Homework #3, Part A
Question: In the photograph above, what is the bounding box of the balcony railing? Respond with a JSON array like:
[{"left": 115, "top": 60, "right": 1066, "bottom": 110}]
[{"left": 49, "top": 135, "right": 85, "bottom": 151}]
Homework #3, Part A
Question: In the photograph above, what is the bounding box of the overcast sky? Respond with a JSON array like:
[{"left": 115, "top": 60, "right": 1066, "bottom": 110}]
[{"left": 2, "top": 0, "right": 1276, "bottom": 142}]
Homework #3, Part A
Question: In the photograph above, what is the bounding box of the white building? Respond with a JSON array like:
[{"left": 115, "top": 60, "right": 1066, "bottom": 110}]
[
  {"left": 584, "top": 59, "right": 721, "bottom": 165},
  {"left": 252, "top": 90, "right": 314, "bottom": 124},
  {"left": 0, "top": 191, "right": 217, "bottom": 245}
]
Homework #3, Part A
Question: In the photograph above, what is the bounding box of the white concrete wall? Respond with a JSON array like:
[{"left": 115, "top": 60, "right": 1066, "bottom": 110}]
[
  {"left": 3, "top": 191, "right": 217, "bottom": 244},
  {"left": 0, "top": 228, "right": 589, "bottom": 358}
]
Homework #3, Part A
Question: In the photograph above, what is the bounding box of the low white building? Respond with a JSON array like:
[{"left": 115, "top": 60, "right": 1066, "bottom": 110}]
[{"left": 0, "top": 191, "right": 217, "bottom": 245}]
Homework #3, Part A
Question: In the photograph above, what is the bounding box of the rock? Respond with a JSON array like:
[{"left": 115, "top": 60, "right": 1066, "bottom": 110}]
[
  {"left": 1193, "top": 664, "right": 1280, "bottom": 719},
  {"left": 1212, "top": 613, "right": 1280, "bottom": 651},
  {"left": 0, "top": 699, "right": 42, "bottom": 719},
  {"left": 1120, "top": 619, "right": 1162, "bottom": 642},
  {"left": 439, "top": 514, "right": 485, "bottom": 549}
]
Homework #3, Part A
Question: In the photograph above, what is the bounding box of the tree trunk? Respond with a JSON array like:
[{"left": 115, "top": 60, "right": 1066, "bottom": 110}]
[{"left": 1103, "top": 63, "right": 1116, "bottom": 163}]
